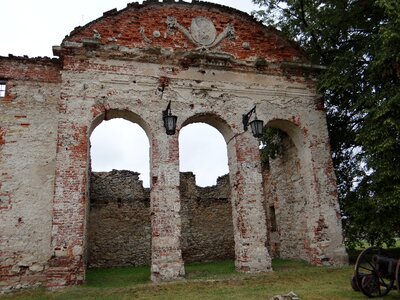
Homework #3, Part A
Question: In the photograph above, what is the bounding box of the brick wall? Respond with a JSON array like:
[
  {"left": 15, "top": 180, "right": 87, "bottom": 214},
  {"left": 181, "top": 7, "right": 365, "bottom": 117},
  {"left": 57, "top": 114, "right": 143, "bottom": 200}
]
[{"left": 64, "top": 2, "right": 307, "bottom": 63}]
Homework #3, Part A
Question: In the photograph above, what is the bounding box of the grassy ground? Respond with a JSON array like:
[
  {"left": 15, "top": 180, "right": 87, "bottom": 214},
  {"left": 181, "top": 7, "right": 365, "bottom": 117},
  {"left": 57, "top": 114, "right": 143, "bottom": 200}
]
[{"left": 2, "top": 259, "right": 399, "bottom": 300}]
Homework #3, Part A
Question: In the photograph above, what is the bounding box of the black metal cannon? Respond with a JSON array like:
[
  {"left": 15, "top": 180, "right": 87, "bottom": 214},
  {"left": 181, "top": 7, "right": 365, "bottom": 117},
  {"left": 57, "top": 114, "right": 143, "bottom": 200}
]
[{"left": 351, "top": 247, "right": 400, "bottom": 298}]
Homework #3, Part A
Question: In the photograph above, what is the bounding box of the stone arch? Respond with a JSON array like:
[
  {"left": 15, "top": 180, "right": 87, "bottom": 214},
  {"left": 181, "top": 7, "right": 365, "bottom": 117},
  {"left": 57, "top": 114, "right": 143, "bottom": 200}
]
[
  {"left": 179, "top": 113, "right": 235, "bottom": 264},
  {"left": 89, "top": 109, "right": 152, "bottom": 141},
  {"left": 180, "top": 113, "right": 235, "bottom": 144},
  {"left": 180, "top": 113, "right": 272, "bottom": 272},
  {"left": 87, "top": 109, "right": 152, "bottom": 268},
  {"left": 180, "top": 113, "right": 235, "bottom": 186},
  {"left": 47, "top": 107, "right": 153, "bottom": 286},
  {"left": 179, "top": 112, "right": 233, "bottom": 188}
]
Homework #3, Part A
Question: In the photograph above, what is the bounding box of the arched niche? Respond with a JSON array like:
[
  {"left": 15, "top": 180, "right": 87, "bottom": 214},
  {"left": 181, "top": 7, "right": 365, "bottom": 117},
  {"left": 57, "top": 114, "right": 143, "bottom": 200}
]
[
  {"left": 262, "top": 119, "right": 310, "bottom": 261},
  {"left": 265, "top": 119, "right": 306, "bottom": 151}
]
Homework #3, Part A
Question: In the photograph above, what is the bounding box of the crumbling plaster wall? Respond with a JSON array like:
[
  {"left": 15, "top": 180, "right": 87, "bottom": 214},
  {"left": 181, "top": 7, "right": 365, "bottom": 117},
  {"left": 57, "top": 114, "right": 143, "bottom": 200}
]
[
  {"left": 0, "top": 0, "right": 347, "bottom": 292},
  {"left": 0, "top": 56, "right": 61, "bottom": 290},
  {"left": 0, "top": 57, "right": 346, "bottom": 291},
  {"left": 46, "top": 61, "right": 270, "bottom": 284}
]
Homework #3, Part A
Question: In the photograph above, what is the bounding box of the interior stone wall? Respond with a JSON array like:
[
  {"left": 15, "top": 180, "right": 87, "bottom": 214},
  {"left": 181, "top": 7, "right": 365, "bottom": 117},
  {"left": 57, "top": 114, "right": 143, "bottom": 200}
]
[
  {"left": 88, "top": 170, "right": 234, "bottom": 268},
  {"left": 180, "top": 172, "right": 234, "bottom": 263},
  {"left": 88, "top": 170, "right": 151, "bottom": 268},
  {"left": 263, "top": 135, "right": 308, "bottom": 261}
]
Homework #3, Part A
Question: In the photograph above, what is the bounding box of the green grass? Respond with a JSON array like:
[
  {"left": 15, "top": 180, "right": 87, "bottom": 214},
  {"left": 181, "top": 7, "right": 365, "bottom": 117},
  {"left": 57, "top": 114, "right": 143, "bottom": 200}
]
[
  {"left": 2, "top": 259, "right": 400, "bottom": 300},
  {"left": 85, "top": 265, "right": 150, "bottom": 288},
  {"left": 184, "top": 260, "right": 237, "bottom": 280}
]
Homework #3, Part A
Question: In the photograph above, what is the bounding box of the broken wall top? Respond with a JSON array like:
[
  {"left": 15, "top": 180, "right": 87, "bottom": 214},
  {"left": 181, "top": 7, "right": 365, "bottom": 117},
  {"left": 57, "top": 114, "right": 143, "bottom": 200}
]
[{"left": 55, "top": 0, "right": 309, "bottom": 69}]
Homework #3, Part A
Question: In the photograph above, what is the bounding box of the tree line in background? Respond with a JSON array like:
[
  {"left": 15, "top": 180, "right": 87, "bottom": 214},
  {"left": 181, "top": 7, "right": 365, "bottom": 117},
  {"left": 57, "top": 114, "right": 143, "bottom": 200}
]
[{"left": 254, "top": 0, "right": 400, "bottom": 247}]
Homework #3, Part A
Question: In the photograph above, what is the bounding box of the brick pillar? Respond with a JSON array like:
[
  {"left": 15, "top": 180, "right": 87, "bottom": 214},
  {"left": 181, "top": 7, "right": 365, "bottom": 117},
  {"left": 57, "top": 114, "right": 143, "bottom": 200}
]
[
  {"left": 229, "top": 133, "right": 272, "bottom": 273},
  {"left": 302, "top": 122, "right": 348, "bottom": 266},
  {"left": 46, "top": 121, "right": 89, "bottom": 288},
  {"left": 150, "top": 131, "right": 184, "bottom": 281}
]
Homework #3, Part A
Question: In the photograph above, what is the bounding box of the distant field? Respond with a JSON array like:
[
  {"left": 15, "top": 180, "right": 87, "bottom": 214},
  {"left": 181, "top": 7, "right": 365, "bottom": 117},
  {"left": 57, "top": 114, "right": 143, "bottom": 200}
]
[{"left": 2, "top": 257, "right": 400, "bottom": 300}]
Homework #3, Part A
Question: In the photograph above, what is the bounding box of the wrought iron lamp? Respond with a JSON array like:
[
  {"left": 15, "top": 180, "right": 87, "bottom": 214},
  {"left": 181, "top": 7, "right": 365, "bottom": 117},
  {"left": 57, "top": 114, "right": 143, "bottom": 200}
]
[
  {"left": 242, "top": 105, "right": 264, "bottom": 138},
  {"left": 163, "top": 100, "right": 178, "bottom": 135}
]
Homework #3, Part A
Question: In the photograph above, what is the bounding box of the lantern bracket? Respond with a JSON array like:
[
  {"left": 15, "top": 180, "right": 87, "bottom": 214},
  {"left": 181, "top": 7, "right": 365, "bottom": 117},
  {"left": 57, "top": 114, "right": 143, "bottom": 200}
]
[
  {"left": 242, "top": 105, "right": 257, "bottom": 132},
  {"left": 162, "top": 100, "right": 178, "bottom": 135},
  {"left": 242, "top": 105, "right": 264, "bottom": 138}
]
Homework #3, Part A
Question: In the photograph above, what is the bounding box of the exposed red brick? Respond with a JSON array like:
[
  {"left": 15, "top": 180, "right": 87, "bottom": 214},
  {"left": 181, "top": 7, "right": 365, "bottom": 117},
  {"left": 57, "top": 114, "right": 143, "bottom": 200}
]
[
  {"left": 0, "top": 56, "right": 61, "bottom": 83},
  {"left": 0, "top": 127, "right": 5, "bottom": 146},
  {"left": 64, "top": 3, "right": 307, "bottom": 64}
]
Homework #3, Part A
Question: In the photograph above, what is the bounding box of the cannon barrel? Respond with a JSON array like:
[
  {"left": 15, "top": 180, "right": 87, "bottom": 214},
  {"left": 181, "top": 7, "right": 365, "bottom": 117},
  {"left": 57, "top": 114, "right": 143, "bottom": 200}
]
[{"left": 372, "top": 255, "right": 398, "bottom": 274}]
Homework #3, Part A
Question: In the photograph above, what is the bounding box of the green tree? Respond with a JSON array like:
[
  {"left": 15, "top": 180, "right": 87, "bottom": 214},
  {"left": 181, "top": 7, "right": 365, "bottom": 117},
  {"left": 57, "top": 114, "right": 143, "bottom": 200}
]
[{"left": 253, "top": 0, "right": 400, "bottom": 247}]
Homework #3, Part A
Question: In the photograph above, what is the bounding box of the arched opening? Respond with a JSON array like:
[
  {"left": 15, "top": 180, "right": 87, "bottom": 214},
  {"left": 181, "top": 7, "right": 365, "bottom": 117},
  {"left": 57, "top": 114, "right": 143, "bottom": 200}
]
[
  {"left": 86, "top": 111, "right": 152, "bottom": 269},
  {"left": 179, "top": 123, "right": 228, "bottom": 187},
  {"left": 261, "top": 120, "right": 309, "bottom": 261},
  {"left": 178, "top": 119, "right": 235, "bottom": 265},
  {"left": 90, "top": 118, "right": 150, "bottom": 187}
]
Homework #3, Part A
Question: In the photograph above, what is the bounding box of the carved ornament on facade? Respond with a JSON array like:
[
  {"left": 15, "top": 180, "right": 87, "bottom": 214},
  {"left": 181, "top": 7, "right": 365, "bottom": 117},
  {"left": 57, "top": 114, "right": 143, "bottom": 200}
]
[
  {"left": 166, "top": 16, "right": 235, "bottom": 50},
  {"left": 140, "top": 26, "right": 153, "bottom": 44}
]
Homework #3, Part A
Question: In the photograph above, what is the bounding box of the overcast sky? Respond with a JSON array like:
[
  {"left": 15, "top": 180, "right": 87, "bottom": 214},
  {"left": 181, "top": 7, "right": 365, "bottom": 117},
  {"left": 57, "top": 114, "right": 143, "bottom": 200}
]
[{"left": 0, "top": 0, "right": 259, "bottom": 187}]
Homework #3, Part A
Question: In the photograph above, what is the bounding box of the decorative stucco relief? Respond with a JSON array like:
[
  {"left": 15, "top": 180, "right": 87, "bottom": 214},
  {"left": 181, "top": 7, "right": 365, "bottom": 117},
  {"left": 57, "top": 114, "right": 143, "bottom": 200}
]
[{"left": 166, "top": 16, "right": 235, "bottom": 50}]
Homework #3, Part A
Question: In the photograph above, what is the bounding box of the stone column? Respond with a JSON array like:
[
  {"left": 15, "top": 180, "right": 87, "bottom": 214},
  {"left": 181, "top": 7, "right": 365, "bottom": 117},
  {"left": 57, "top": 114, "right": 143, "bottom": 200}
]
[
  {"left": 302, "top": 115, "right": 348, "bottom": 266},
  {"left": 229, "top": 133, "right": 272, "bottom": 273},
  {"left": 150, "top": 130, "right": 184, "bottom": 281},
  {"left": 46, "top": 120, "right": 89, "bottom": 288}
]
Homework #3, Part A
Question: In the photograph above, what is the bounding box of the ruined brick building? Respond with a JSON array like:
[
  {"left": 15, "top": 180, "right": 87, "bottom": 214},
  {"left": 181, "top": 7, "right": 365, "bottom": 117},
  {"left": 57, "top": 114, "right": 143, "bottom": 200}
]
[{"left": 0, "top": 0, "right": 348, "bottom": 292}]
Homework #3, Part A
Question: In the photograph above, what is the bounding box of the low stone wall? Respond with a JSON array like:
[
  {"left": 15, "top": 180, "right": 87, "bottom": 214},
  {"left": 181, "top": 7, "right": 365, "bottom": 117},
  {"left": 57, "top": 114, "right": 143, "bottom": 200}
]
[
  {"left": 180, "top": 172, "right": 234, "bottom": 263},
  {"left": 88, "top": 170, "right": 151, "bottom": 268},
  {"left": 88, "top": 170, "right": 234, "bottom": 268}
]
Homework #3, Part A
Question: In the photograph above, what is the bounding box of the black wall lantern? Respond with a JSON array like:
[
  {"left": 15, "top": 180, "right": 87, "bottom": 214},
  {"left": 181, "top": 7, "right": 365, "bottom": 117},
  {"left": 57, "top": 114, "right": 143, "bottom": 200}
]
[
  {"left": 242, "top": 105, "right": 264, "bottom": 138},
  {"left": 163, "top": 100, "right": 178, "bottom": 135}
]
